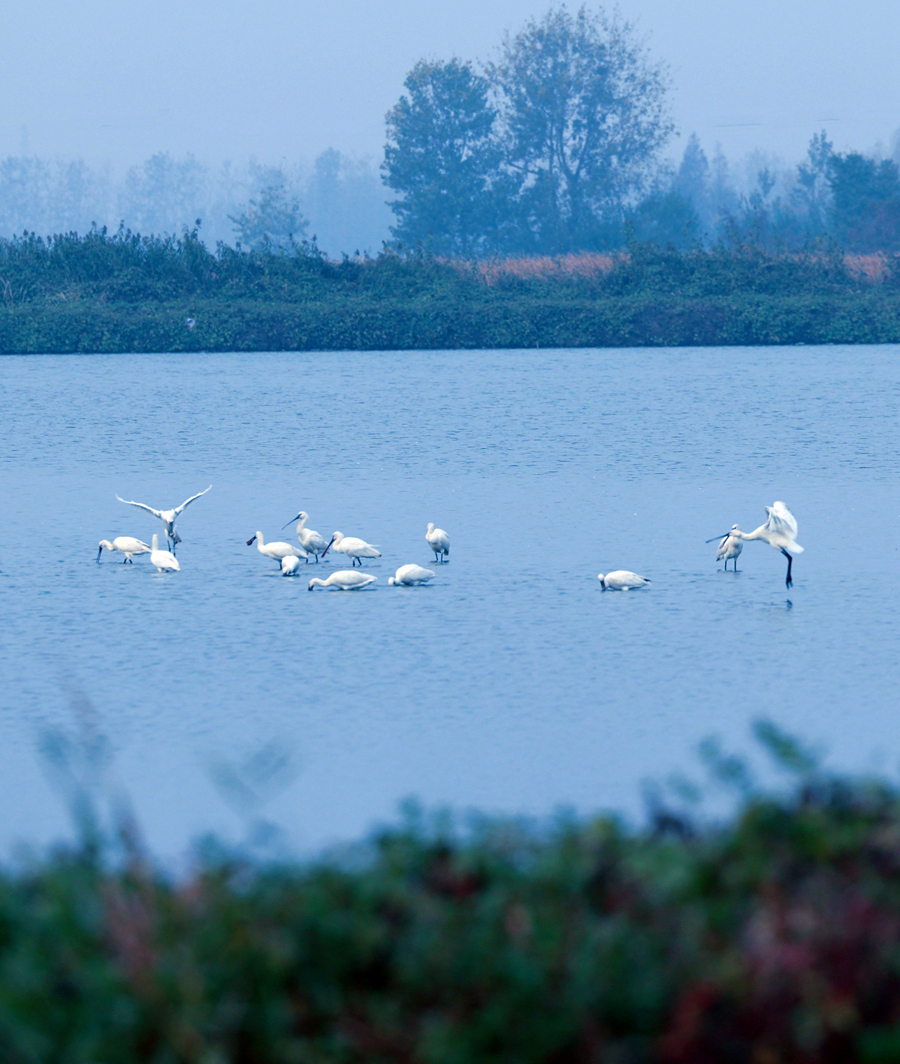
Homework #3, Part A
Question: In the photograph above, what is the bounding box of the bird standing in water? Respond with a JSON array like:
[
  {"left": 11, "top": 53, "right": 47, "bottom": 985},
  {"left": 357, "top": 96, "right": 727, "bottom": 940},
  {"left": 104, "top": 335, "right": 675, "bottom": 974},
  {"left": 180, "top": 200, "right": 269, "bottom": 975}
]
[
  {"left": 716, "top": 525, "right": 743, "bottom": 572},
  {"left": 426, "top": 523, "right": 450, "bottom": 563},
  {"left": 707, "top": 502, "right": 803, "bottom": 588}
]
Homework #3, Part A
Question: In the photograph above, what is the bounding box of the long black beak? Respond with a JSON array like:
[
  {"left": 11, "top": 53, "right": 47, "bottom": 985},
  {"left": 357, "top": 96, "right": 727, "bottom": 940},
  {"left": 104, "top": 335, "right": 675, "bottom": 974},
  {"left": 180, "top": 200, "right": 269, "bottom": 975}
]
[
  {"left": 320, "top": 536, "right": 335, "bottom": 558},
  {"left": 281, "top": 514, "right": 301, "bottom": 530},
  {"left": 96, "top": 546, "right": 103, "bottom": 561},
  {"left": 246, "top": 536, "right": 256, "bottom": 546},
  {"left": 705, "top": 534, "right": 730, "bottom": 543}
]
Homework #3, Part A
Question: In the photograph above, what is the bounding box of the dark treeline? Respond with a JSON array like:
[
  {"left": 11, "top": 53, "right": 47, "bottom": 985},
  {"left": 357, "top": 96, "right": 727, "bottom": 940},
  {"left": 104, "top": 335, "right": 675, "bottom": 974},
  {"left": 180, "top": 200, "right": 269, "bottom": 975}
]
[
  {"left": 5, "top": 724, "right": 900, "bottom": 1062},
  {"left": 382, "top": 7, "right": 900, "bottom": 257}
]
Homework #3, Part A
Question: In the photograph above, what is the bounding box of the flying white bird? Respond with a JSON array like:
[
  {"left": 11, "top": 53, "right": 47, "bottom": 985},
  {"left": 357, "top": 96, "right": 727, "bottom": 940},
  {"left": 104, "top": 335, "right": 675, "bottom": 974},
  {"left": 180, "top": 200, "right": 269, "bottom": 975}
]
[
  {"left": 150, "top": 534, "right": 180, "bottom": 573},
  {"left": 281, "top": 511, "right": 329, "bottom": 561},
  {"left": 115, "top": 485, "right": 211, "bottom": 552},
  {"left": 281, "top": 555, "right": 302, "bottom": 577},
  {"left": 388, "top": 564, "right": 435, "bottom": 586},
  {"left": 426, "top": 522, "right": 450, "bottom": 563},
  {"left": 706, "top": 501, "right": 803, "bottom": 588},
  {"left": 308, "top": 570, "right": 377, "bottom": 591},
  {"left": 247, "top": 531, "right": 307, "bottom": 566},
  {"left": 716, "top": 525, "right": 744, "bottom": 572},
  {"left": 321, "top": 531, "right": 381, "bottom": 566},
  {"left": 598, "top": 571, "right": 651, "bottom": 590},
  {"left": 97, "top": 536, "right": 151, "bottom": 563}
]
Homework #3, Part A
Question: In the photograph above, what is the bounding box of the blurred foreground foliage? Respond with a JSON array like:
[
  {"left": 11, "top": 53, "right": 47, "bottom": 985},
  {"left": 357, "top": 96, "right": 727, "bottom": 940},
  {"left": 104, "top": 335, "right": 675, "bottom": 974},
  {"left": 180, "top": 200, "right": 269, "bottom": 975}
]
[
  {"left": 6, "top": 725, "right": 900, "bottom": 1061},
  {"left": 3, "top": 226, "right": 900, "bottom": 350}
]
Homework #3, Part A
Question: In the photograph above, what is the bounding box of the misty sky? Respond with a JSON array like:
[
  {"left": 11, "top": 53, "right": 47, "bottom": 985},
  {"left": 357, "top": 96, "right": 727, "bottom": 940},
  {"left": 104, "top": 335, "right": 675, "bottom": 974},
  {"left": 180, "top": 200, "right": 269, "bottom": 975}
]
[{"left": 3, "top": 0, "right": 899, "bottom": 168}]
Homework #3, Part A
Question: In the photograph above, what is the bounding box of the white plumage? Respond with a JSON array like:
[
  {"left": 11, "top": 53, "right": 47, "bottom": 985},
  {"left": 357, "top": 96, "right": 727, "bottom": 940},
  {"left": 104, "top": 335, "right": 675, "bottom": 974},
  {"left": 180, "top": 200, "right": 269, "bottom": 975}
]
[
  {"left": 282, "top": 511, "right": 329, "bottom": 561},
  {"left": 322, "top": 531, "right": 381, "bottom": 566},
  {"left": 716, "top": 525, "right": 744, "bottom": 571},
  {"left": 426, "top": 522, "right": 450, "bottom": 562},
  {"left": 281, "top": 555, "right": 302, "bottom": 577},
  {"left": 308, "top": 570, "right": 377, "bottom": 591},
  {"left": 247, "top": 531, "right": 308, "bottom": 565},
  {"left": 388, "top": 564, "right": 435, "bottom": 586},
  {"left": 150, "top": 534, "right": 180, "bottom": 573},
  {"left": 707, "top": 501, "right": 803, "bottom": 587},
  {"left": 598, "top": 571, "right": 651, "bottom": 591},
  {"left": 97, "top": 536, "right": 151, "bottom": 563},
  {"left": 115, "top": 485, "right": 211, "bottom": 551}
]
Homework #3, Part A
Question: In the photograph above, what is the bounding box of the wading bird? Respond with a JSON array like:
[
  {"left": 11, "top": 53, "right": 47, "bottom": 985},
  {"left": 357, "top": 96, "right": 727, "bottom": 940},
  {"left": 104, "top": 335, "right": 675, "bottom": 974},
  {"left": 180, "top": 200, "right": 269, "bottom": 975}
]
[
  {"left": 115, "top": 485, "right": 212, "bottom": 552},
  {"left": 308, "top": 570, "right": 377, "bottom": 591},
  {"left": 281, "top": 555, "right": 302, "bottom": 577},
  {"left": 150, "top": 534, "right": 180, "bottom": 573},
  {"left": 281, "top": 511, "right": 329, "bottom": 561},
  {"left": 716, "top": 525, "right": 744, "bottom": 572},
  {"left": 321, "top": 531, "right": 381, "bottom": 566},
  {"left": 598, "top": 571, "right": 651, "bottom": 591},
  {"left": 426, "top": 522, "right": 450, "bottom": 563},
  {"left": 97, "top": 537, "right": 151, "bottom": 563},
  {"left": 247, "top": 532, "right": 307, "bottom": 567},
  {"left": 388, "top": 564, "right": 435, "bottom": 586},
  {"left": 706, "top": 501, "right": 803, "bottom": 588}
]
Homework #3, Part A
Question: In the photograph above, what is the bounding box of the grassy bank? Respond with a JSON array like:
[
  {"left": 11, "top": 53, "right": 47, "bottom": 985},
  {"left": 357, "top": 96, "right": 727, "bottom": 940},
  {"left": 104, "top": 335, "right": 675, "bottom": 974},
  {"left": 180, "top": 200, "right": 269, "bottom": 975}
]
[
  {"left": 5, "top": 727, "right": 900, "bottom": 1062},
  {"left": 2, "top": 228, "right": 900, "bottom": 352}
]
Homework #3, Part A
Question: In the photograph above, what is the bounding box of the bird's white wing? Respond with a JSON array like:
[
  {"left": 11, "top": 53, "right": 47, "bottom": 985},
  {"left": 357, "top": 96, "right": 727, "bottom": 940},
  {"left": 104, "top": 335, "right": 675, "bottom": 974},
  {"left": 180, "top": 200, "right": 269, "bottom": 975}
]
[
  {"left": 764, "top": 501, "right": 798, "bottom": 539},
  {"left": 116, "top": 495, "right": 163, "bottom": 520},
  {"left": 173, "top": 485, "right": 212, "bottom": 516}
]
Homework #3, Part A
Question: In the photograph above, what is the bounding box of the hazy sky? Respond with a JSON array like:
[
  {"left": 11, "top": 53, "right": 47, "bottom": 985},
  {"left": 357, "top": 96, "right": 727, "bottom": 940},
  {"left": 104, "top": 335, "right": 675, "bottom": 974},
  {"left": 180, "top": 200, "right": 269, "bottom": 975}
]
[{"left": 2, "top": 0, "right": 899, "bottom": 168}]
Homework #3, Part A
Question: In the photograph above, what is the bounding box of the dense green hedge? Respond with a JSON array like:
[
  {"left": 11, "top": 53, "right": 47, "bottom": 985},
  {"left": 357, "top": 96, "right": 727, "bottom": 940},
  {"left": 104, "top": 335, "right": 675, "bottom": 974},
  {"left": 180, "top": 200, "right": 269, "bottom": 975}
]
[
  {"left": 6, "top": 727, "right": 900, "bottom": 1062},
  {"left": 3, "top": 291, "right": 900, "bottom": 353},
  {"left": 1, "top": 228, "right": 900, "bottom": 351}
]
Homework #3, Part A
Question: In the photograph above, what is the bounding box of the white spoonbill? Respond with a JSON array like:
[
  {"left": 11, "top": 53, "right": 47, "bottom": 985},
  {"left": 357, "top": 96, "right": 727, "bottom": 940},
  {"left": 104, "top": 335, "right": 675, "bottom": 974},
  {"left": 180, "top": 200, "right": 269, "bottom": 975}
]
[
  {"left": 706, "top": 502, "right": 803, "bottom": 588},
  {"left": 281, "top": 555, "right": 302, "bottom": 577},
  {"left": 598, "top": 571, "right": 651, "bottom": 590},
  {"left": 308, "top": 570, "right": 377, "bottom": 591},
  {"left": 247, "top": 532, "right": 308, "bottom": 566},
  {"left": 321, "top": 531, "right": 381, "bottom": 566},
  {"left": 97, "top": 537, "right": 151, "bottom": 563},
  {"left": 281, "top": 511, "right": 329, "bottom": 561},
  {"left": 426, "top": 522, "right": 450, "bottom": 563},
  {"left": 150, "top": 534, "right": 180, "bottom": 573},
  {"left": 715, "top": 525, "right": 744, "bottom": 572},
  {"left": 115, "top": 485, "right": 211, "bottom": 552},
  {"left": 388, "top": 564, "right": 435, "bottom": 586}
]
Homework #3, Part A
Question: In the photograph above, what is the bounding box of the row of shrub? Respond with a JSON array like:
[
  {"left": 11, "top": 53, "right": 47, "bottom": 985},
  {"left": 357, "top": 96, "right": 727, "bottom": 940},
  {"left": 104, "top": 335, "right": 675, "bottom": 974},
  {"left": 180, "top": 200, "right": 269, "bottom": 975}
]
[
  {"left": 2, "top": 228, "right": 900, "bottom": 351},
  {"left": 4, "top": 724, "right": 900, "bottom": 1062},
  {"left": 3, "top": 290, "right": 900, "bottom": 353}
]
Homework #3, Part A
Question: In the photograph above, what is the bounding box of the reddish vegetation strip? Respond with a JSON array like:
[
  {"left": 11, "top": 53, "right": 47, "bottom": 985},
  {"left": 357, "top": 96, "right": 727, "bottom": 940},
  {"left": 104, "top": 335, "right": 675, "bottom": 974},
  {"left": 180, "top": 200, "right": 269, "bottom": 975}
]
[{"left": 451, "top": 250, "right": 897, "bottom": 286}]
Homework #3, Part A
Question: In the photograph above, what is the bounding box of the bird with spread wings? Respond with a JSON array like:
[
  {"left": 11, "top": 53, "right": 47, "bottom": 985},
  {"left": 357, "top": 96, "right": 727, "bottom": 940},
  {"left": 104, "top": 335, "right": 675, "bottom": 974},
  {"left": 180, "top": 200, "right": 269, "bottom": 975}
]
[{"left": 115, "top": 485, "right": 211, "bottom": 553}]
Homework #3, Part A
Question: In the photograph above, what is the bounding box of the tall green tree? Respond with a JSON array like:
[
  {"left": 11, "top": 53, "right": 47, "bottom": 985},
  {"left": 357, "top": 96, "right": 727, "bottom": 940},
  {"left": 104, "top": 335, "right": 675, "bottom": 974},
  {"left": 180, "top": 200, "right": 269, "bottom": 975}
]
[
  {"left": 382, "top": 59, "right": 508, "bottom": 254},
  {"left": 489, "top": 5, "right": 672, "bottom": 252},
  {"left": 828, "top": 151, "right": 900, "bottom": 250}
]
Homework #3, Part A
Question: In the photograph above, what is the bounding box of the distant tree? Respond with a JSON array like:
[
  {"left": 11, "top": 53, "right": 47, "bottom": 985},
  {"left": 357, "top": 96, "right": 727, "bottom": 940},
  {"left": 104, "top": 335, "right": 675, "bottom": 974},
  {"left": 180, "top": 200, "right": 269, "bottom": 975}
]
[
  {"left": 792, "top": 131, "right": 833, "bottom": 233},
  {"left": 383, "top": 58, "right": 509, "bottom": 254},
  {"left": 119, "top": 153, "right": 209, "bottom": 235},
  {"left": 828, "top": 152, "right": 900, "bottom": 250},
  {"left": 305, "top": 149, "right": 391, "bottom": 257},
  {"left": 229, "top": 183, "right": 308, "bottom": 250},
  {"left": 672, "top": 134, "right": 709, "bottom": 208},
  {"left": 489, "top": 5, "right": 672, "bottom": 252},
  {"left": 628, "top": 189, "right": 700, "bottom": 248}
]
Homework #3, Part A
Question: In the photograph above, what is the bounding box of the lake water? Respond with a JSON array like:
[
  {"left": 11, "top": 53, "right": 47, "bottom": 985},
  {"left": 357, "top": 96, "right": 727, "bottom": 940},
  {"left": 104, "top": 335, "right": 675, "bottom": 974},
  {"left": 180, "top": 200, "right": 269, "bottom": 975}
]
[{"left": 1, "top": 345, "right": 898, "bottom": 858}]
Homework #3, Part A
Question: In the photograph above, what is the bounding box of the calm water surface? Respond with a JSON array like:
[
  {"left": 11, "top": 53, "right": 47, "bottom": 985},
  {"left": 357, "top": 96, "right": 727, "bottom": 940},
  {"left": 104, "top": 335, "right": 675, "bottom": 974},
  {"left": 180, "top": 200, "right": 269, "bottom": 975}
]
[{"left": 1, "top": 346, "right": 898, "bottom": 856}]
